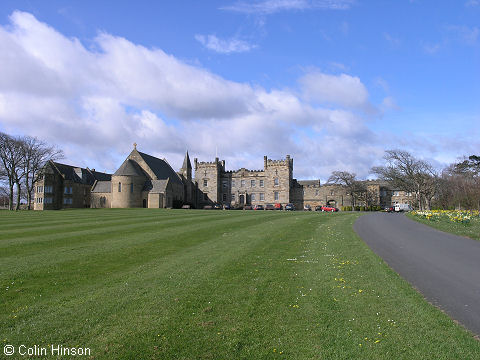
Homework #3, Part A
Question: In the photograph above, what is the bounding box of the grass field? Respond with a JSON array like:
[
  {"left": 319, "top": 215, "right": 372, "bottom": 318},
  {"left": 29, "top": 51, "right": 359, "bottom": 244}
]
[
  {"left": 1, "top": 209, "right": 479, "bottom": 359},
  {"left": 408, "top": 210, "right": 480, "bottom": 241}
]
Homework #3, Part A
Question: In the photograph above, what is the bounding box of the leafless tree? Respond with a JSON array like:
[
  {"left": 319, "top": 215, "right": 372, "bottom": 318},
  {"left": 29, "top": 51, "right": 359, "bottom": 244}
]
[
  {"left": 372, "top": 149, "right": 438, "bottom": 210},
  {"left": 20, "top": 136, "right": 63, "bottom": 210},
  {"left": 327, "top": 171, "right": 365, "bottom": 208},
  {"left": 0, "top": 132, "right": 24, "bottom": 210}
]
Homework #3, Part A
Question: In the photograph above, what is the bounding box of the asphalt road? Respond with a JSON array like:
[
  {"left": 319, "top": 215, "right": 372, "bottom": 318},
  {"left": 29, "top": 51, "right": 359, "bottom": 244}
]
[{"left": 354, "top": 212, "right": 480, "bottom": 336}]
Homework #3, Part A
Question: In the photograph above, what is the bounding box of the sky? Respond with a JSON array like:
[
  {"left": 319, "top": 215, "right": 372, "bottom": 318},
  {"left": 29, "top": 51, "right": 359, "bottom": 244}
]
[{"left": 0, "top": 0, "right": 478, "bottom": 181}]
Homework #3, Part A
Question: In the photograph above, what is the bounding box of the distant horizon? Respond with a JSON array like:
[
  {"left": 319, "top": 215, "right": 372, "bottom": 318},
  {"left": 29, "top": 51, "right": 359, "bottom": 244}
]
[{"left": 0, "top": 1, "right": 478, "bottom": 182}]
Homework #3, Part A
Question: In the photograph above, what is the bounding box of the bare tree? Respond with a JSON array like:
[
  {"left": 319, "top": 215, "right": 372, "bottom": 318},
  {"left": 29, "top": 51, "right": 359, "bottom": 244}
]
[
  {"left": 0, "top": 132, "right": 24, "bottom": 210},
  {"left": 372, "top": 149, "right": 438, "bottom": 210},
  {"left": 21, "top": 136, "right": 63, "bottom": 210},
  {"left": 327, "top": 171, "right": 365, "bottom": 208}
]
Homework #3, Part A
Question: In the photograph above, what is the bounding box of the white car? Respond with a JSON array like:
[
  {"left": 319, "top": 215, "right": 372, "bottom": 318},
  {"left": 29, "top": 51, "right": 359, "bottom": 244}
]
[{"left": 394, "top": 204, "right": 413, "bottom": 212}]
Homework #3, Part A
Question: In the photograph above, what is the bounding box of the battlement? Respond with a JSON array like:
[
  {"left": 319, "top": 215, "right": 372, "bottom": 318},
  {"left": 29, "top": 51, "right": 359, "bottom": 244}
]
[
  {"left": 264, "top": 155, "right": 292, "bottom": 169},
  {"left": 225, "top": 168, "right": 265, "bottom": 175}
]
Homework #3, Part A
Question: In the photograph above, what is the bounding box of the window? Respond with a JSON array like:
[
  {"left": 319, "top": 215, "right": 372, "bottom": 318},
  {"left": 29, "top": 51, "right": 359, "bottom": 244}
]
[
  {"left": 36, "top": 197, "right": 43, "bottom": 204},
  {"left": 251, "top": 180, "right": 256, "bottom": 187},
  {"left": 63, "top": 198, "right": 72, "bottom": 205},
  {"left": 64, "top": 186, "right": 72, "bottom": 194},
  {"left": 260, "top": 180, "right": 264, "bottom": 187},
  {"left": 406, "top": 192, "right": 412, "bottom": 197},
  {"left": 44, "top": 186, "right": 53, "bottom": 193},
  {"left": 241, "top": 180, "right": 245, "bottom": 187},
  {"left": 118, "top": 182, "right": 121, "bottom": 192},
  {"left": 315, "top": 190, "right": 319, "bottom": 196},
  {"left": 44, "top": 197, "right": 53, "bottom": 204},
  {"left": 274, "top": 178, "right": 279, "bottom": 186},
  {"left": 274, "top": 191, "right": 279, "bottom": 200},
  {"left": 393, "top": 191, "right": 400, "bottom": 196},
  {"left": 130, "top": 183, "right": 134, "bottom": 193},
  {"left": 223, "top": 193, "right": 227, "bottom": 201},
  {"left": 330, "top": 190, "right": 335, "bottom": 196},
  {"left": 37, "top": 186, "right": 43, "bottom": 193},
  {"left": 232, "top": 194, "right": 236, "bottom": 201},
  {"left": 251, "top": 193, "right": 256, "bottom": 201},
  {"left": 260, "top": 193, "right": 265, "bottom": 201},
  {"left": 222, "top": 180, "right": 228, "bottom": 188},
  {"left": 203, "top": 179, "right": 208, "bottom": 187},
  {"left": 232, "top": 180, "right": 236, "bottom": 187}
]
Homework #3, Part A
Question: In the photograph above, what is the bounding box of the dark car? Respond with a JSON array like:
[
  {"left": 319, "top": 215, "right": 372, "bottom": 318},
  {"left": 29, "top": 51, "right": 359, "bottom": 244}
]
[
  {"left": 285, "top": 203, "right": 295, "bottom": 211},
  {"left": 274, "top": 203, "right": 283, "bottom": 210},
  {"left": 244, "top": 205, "right": 253, "bottom": 210},
  {"left": 304, "top": 204, "right": 312, "bottom": 211},
  {"left": 385, "top": 206, "right": 395, "bottom": 213},
  {"left": 265, "top": 204, "right": 275, "bottom": 210},
  {"left": 314, "top": 205, "right": 322, "bottom": 211},
  {"left": 213, "top": 203, "right": 222, "bottom": 210},
  {"left": 223, "top": 204, "right": 231, "bottom": 210},
  {"left": 254, "top": 204, "right": 264, "bottom": 210},
  {"left": 321, "top": 205, "right": 339, "bottom": 212}
]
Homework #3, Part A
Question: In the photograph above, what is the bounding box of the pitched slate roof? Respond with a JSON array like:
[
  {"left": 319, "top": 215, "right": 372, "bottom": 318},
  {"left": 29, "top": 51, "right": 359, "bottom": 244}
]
[
  {"left": 137, "top": 151, "right": 183, "bottom": 184},
  {"left": 50, "top": 161, "right": 111, "bottom": 185},
  {"left": 91, "top": 181, "right": 111, "bottom": 193},
  {"left": 143, "top": 179, "right": 169, "bottom": 193},
  {"left": 114, "top": 159, "right": 146, "bottom": 177}
]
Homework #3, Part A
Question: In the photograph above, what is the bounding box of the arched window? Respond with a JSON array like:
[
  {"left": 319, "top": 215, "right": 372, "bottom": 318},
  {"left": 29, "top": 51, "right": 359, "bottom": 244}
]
[
  {"left": 118, "top": 182, "right": 121, "bottom": 192},
  {"left": 130, "top": 183, "right": 134, "bottom": 193}
]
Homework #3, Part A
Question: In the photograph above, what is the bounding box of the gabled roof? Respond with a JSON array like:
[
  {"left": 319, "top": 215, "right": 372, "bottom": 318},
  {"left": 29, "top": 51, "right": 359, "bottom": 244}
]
[
  {"left": 114, "top": 159, "right": 146, "bottom": 177},
  {"left": 49, "top": 161, "right": 111, "bottom": 185},
  {"left": 91, "top": 181, "right": 111, "bottom": 193},
  {"left": 143, "top": 179, "right": 169, "bottom": 193},
  {"left": 137, "top": 151, "right": 183, "bottom": 184}
]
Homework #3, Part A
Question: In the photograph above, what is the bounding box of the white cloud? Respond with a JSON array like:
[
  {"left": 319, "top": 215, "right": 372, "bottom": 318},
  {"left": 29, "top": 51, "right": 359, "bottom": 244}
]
[
  {"left": 194, "top": 34, "right": 256, "bottom": 54},
  {"left": 221, "top": 0, "right": 354, "bottom": 14},
  {"left": 299, "top": 71, "right": 369, "bottom": 109},
  {"left": 465, "top": 0, "right": 479, "bottom": 7},
  {"left": 0, "top": 11, "right": 388, "bottom": 180},
  {"left": 447, "top": 25, "right": 479, "bottom": 45}
]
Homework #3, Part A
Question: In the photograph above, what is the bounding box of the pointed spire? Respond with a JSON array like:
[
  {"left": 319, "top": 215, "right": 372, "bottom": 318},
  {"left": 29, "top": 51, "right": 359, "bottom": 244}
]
[{"left": 182, "top": 151, "right": 192, "bottom": 170}]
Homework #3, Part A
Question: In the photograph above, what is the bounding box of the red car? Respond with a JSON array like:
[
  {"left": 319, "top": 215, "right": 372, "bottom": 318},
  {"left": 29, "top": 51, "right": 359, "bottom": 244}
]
[
  {"left": 274, "top": 203, "right": 283, "bottom": 210},
  {"left": 321, "top": 205, "right": 339, "bottom": 212}
]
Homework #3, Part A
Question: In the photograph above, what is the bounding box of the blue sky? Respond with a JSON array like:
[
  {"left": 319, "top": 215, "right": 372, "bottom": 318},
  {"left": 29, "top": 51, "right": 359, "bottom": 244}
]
[{"left": 0, "top": 0, "right": 478, "bottom": 180}]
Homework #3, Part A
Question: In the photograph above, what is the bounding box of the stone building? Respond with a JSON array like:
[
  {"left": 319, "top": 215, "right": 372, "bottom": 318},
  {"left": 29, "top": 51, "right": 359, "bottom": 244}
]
[
  {"left": 194, "top": 155, "right": 293, "bottom": 208},
  {"left": 90, "top": 145, "right": 192, "bottom": 209},
  {"left": 33, "top": 161, "right": 111, "bottom": 210},
  {"left": 34, "top": 147, "right": 408, "bottom": 210}
]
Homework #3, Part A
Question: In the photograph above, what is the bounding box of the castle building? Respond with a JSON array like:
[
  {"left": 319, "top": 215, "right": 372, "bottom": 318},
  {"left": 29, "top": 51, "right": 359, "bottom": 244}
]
[{"left": 34, "top": 144, "right": 402, "bottom": 210}]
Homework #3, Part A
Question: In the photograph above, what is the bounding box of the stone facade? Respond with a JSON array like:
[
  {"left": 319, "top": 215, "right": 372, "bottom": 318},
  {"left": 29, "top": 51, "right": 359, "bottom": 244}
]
[{"left": 34, "top": 147, "right": 409, "bottom": 211}]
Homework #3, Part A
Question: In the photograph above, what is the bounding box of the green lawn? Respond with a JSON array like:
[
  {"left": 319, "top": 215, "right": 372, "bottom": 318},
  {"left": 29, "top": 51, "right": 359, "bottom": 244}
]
[{"left": 1, "top": 209, "right": 479, "bottom": 359}]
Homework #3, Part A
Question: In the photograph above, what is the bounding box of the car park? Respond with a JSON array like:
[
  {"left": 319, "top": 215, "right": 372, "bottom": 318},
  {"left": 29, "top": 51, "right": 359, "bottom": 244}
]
[
  {"left": 285, "top": 203, "right": 295, "bottom": 211},
  {"left": 254, "top": 204, "right": 264, "bottom": 210},
  {"left": 265, "top": 204, "right": 275, "bottom": 210}
]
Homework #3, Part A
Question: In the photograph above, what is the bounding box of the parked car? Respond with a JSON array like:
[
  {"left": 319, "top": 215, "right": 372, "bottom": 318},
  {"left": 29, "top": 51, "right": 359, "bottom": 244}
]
[
  {"left": 314, "top": 205, "right": 322, "bottom": 211},
  {"left": 395, "top": 204, "right": 413, "bottom": 212},
  {"left": 285, "top": 203, "right": 295, "bottom": 211},
  {"left": 244, "top": 205, "right": 253, "bottom": 210},
  {"left": 321, "top": 205, "right": 339, "bottom": 212},
  {"left": 181, "top": 204, "right": 191, "bottom": 209},
  {"left": 385, "top": 206, "right": 395, "bottom": 213},
  {"left": 265, "top": 204, "right": 275, "bottom": 210},
  {"left": 223, "top": 204, "right": 231, "bottom": 210},
  {"left": 203, "top": 205, "right": 213, "bottom": 210},
  {"left": 254, "top": 204, "right": 264, "bottom": 210},
  {"left": 213, "top": 203, "right": 222, "bottom": 210},
  {"left": 274, "top": 203, "right": 283, "bottom": 210},
  {"left": 304, "top": 204, "right": 312, "bottom": 211}
]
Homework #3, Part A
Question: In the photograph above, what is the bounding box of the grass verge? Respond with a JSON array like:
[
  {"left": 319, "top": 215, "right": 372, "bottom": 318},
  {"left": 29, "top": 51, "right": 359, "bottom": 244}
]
[{"left": 1, "top": 209, "right": 479, "bottom": 359}]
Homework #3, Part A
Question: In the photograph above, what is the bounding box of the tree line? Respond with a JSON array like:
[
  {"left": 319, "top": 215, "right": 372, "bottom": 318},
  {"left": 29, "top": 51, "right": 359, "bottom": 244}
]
[
  {"left": 327, "top": 149, "right": 480, "bottom": 211},
  {"left": 0, "top": 132, "right": 62, "bottom": 210}
]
